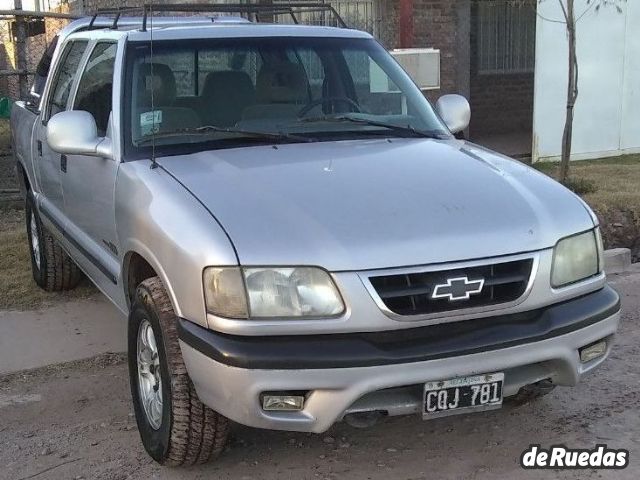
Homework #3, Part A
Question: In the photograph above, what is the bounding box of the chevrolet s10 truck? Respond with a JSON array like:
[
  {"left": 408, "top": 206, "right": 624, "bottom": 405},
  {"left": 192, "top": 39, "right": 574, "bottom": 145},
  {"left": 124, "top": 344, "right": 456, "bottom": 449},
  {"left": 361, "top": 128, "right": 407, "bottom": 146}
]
[{"left": 10, "top": 4, "right": 620, "bottom": 466}]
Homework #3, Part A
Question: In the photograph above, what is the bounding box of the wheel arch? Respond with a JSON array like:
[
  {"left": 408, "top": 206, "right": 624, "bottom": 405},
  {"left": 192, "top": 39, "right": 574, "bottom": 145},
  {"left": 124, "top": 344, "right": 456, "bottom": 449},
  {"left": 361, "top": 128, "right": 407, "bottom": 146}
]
[
  {"left": 15, "top": 160, "right": 31, "bottom": 196},
  {"left": 122, "top": 246, "right": 181, "bottom": 317}
]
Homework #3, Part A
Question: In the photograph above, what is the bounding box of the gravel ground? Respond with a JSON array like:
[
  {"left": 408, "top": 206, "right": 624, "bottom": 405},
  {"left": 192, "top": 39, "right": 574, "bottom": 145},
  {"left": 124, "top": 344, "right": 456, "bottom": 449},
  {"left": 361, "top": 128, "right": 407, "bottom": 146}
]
[{"left": 0, "top": 272, "right": 638, "bottom": 480}]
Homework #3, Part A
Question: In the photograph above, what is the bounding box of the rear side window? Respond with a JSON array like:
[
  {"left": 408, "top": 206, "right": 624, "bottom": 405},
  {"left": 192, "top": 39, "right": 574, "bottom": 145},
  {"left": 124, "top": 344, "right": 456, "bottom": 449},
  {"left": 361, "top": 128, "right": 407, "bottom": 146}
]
[
  {"left": 45, "top": 40, "right": 88, "bottom": 121},
  {"left": 32, "top": 34, "right": 59, "bottom": 101},
  {"left": 73, "top": 42, "right": 117, "bottom": 136}
]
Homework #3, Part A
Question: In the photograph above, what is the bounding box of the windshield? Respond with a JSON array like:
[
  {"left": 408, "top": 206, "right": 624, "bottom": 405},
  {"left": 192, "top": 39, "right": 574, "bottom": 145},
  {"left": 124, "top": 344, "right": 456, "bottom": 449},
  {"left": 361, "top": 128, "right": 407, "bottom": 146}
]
[{"left": 124, "top": 36, "right": 449, "bottom": 156}]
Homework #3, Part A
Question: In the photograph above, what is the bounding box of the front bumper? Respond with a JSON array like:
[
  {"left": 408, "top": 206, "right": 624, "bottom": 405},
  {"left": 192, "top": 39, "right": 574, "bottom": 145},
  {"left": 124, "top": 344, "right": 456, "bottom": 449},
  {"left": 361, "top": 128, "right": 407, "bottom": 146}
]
[{"left": 179, "top": 286, "right": 620, "bottom": 433}]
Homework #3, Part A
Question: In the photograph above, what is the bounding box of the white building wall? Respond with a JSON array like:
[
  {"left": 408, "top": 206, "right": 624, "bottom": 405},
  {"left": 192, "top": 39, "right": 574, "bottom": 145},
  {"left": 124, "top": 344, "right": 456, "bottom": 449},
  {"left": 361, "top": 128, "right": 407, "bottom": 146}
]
[
  {"left": 621, "top": 0, "right": 640, "bottom": 151},
  {"left": 532, "top": 0, "right": 640, "bottom": 162}
]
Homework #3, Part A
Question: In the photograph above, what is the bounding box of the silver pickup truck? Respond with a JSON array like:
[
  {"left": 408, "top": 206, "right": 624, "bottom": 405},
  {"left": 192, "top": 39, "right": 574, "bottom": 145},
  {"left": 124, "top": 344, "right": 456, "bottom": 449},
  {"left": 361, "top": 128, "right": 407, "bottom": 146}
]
[{"left": 10, "top": 8, "right": 620, "bottom": 467}]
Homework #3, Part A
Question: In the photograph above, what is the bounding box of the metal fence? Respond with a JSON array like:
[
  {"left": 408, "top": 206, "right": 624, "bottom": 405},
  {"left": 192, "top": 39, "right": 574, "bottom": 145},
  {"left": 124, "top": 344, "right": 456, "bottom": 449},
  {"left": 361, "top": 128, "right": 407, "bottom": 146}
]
[
  {"left": 0, "top": 10, "right": 75, "bottom": 155},
  {"left": 269, "top": 0, "right": 382, "bottom": 35},
  {"left": 476, "top": 0, "right": 536, "bottom": 74}
]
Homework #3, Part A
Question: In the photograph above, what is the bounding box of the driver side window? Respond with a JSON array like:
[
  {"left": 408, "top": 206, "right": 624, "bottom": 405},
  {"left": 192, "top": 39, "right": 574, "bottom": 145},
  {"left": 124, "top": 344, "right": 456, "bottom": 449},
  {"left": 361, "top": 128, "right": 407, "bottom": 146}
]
[
  {"left": 45, "top": 40, "right": 88, "bottom": 122},
  {"left": 73, "top": 42, "right": 117, "bottom": 137}
]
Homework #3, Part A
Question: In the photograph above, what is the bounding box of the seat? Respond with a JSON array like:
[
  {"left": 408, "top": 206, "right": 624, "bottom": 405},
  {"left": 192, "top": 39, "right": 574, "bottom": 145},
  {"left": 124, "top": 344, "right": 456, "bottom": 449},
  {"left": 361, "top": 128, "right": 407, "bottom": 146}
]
[
  {"left": 242, "top": 63, "right": 310, "bottom": 121},
  {"left": 75, "top": 82, "right": 112, "bottom": 136},
  {"left": 136, "top": 63, "right": 178, "bottom": 107},
  {"left": 200, "top": 70, "right": 256, "bottom": 127},
  {"left": 134, "top": 62, "right": 200, "bottom": 138}
]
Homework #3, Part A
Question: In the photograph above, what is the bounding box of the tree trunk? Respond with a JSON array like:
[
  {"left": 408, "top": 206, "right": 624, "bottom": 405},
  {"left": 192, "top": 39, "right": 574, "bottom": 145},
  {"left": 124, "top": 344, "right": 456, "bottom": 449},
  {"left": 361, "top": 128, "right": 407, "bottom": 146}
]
[
  {"left": 559, "top": 0, "right": 578, "bottom": 183},
  {"left": 14, "top": 0, "right": 29, "bottom": 100}
]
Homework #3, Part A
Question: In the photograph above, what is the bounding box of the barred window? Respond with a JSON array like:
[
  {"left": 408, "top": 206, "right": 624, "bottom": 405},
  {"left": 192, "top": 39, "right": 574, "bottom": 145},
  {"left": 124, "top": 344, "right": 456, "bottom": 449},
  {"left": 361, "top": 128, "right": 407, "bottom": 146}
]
[{"left": 477, "top": 0, "right": 536, "bottom": 74}]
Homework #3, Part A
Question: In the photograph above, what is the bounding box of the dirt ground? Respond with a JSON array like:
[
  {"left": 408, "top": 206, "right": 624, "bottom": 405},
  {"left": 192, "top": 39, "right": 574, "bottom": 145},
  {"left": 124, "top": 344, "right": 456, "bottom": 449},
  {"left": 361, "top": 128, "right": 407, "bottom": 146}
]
[{"left": 0, "top": 272, "right": 639, "bottom": 480}]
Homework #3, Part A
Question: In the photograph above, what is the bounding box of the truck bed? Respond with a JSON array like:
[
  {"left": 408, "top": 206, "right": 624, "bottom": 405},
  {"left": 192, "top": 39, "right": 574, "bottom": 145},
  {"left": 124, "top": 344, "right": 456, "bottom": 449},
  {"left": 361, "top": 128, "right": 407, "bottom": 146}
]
[{"left": 10, "top": 101, "right": 39, "bottom": 194}]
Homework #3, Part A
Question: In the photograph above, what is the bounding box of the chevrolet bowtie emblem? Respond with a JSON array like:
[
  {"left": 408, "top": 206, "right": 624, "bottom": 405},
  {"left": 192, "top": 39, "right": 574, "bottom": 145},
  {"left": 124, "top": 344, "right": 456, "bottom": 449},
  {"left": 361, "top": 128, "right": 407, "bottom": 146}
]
[{"left": 431, "top": 276, "right": 485, "bottom": 302}]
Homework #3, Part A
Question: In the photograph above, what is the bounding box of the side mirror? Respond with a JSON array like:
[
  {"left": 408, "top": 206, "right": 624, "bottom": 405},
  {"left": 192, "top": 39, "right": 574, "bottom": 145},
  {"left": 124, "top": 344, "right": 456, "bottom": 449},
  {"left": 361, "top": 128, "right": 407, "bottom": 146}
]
[
  {"left": 46, "top": 110, "right": 113, "bottom": 159},
  {"left": 435, "top": 94, "right": 471, "bottom": 135}
]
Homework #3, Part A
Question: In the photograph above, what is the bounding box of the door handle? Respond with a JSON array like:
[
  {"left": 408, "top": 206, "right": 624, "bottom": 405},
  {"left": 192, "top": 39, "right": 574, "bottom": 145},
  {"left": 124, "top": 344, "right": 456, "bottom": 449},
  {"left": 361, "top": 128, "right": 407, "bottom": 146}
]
[
  {"left": 60, "top": 154, "right": 67, "bottom": 173},
  {"left": 37, "top": 140, "right": 42, "bottom": 156}
]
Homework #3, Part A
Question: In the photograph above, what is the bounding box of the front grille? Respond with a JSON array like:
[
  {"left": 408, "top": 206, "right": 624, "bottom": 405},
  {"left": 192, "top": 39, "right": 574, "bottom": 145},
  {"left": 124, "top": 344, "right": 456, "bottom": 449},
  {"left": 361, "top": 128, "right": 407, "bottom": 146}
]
[{"left": 368, "top": 259, "right": 534, "bottom": 316}]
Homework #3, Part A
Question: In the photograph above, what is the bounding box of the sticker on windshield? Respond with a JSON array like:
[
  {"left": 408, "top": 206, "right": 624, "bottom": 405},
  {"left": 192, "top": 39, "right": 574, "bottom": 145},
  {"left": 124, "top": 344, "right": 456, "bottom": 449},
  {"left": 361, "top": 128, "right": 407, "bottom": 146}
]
[{"left": 140, "top": 110, "right": 162, "bottom": 136}]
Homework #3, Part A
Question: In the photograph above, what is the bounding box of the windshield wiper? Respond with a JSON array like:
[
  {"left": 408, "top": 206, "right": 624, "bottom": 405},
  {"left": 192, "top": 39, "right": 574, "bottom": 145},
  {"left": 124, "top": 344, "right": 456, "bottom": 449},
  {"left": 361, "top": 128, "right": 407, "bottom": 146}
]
[
  {"left": 299, "top": 115, "right": 449, "bottom": 139},
  {"left": 137, "top": 125, "right": 314, "bottom": 146}
]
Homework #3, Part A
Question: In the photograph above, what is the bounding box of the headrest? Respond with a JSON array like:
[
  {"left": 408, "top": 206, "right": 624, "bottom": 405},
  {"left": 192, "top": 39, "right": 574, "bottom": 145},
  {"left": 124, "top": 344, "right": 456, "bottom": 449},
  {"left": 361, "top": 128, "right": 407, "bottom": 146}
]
[
  {"left": 256, "top": 63, "right": 309, "bottom": 104},
  {"left": 137, "top": 63, "right": 177, "bottom": 106},
  {"left": 202, "top": 70, "right": 256, "bottom": 100}
]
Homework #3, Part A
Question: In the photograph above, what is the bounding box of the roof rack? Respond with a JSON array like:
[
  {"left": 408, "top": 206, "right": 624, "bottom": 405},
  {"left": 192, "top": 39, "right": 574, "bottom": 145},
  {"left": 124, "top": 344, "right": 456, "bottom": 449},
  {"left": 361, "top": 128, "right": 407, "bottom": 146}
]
[
  {"left": 87, "top": 6, "right": 142, "bottom": 30},
  {"left": 87, "top": 3, "right": 348, "bottom": 32}
]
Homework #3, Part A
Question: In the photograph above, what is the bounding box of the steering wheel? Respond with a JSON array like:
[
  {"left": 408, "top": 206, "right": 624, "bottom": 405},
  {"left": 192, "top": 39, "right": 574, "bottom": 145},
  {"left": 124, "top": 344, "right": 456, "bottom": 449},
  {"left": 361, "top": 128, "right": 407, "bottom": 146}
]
[{"left": 297, "top": 97, "right": 361, "bottom": 118}]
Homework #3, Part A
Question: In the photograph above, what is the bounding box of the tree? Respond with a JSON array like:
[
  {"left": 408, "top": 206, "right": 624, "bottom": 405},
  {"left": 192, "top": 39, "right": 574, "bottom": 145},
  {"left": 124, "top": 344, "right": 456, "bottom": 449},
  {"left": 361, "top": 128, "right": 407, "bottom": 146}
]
[
  {"left": 557, "top": 0, "right": 577, "bottom": 183},
  {"left": 537, "top": 0, "right": 624, "bottom": 183}
]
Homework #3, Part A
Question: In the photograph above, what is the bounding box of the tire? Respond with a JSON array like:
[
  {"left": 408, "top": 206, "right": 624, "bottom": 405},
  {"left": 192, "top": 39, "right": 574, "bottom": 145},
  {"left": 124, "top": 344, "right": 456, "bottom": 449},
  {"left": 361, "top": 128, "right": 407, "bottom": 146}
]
[
  {"left": 508, "top": 379, "right": 556, "bottom": 406},
  {"left": 128, "top": 276, "right": 229, "bottom": 466},
  {"left": 25, "top": 192, "right": 83, "bottom": 292}
]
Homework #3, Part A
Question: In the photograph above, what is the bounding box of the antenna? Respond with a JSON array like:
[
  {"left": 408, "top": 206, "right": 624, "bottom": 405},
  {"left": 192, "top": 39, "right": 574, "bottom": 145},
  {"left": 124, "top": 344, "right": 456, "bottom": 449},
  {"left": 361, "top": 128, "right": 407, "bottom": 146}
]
[{"left": 149, "top": 1, "right": 157, "bottom": 169}]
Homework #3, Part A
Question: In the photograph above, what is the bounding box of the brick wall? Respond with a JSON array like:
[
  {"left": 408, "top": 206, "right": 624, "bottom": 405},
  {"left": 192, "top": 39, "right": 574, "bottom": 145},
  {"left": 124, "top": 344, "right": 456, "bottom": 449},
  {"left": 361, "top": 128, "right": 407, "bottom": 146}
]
[
  {"left": 377, "top": 0, "right": 469, "bottom": 104},
  {"left": 469, "top": 73, "right": 534, "bottom": 136},
  {"left": 468, "top": 0, "right": 534, "bottom": 136},
  {"left": 377, "top": 0, "right": 400, "bottom": 49},
  {"left": 412, "top": 0, "right": 459, "bottom": 100},
  {"left": 69, "top": 0, "right": 130, "bottom": 15}
]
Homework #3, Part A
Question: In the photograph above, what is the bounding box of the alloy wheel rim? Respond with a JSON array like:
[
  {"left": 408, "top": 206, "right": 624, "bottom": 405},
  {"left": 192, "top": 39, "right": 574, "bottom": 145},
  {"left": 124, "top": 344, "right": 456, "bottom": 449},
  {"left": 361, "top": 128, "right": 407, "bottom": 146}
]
[
  {"left": 137, "top": 319, "right": 163, "bottom": 430},
  {"left": 30, "top": 212, "right": 41, "bottom": 270}
]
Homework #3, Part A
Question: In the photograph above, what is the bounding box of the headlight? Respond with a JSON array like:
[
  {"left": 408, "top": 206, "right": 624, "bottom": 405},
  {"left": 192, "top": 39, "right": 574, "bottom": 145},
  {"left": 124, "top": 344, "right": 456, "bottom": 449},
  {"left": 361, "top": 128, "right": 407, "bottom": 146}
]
[
  {"left": 203, "top": 266, "right": 345, "bottom": 319},
  {"left": 551, "top": 229, "right": 603, "bottom": 288}
]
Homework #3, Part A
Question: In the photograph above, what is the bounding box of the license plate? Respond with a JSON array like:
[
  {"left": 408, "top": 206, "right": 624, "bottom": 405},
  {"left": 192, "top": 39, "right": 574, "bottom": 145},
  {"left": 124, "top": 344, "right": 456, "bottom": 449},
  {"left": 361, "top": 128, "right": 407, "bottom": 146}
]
[{"left": 423, "top": 373, "right": 504, "bottom": 419}]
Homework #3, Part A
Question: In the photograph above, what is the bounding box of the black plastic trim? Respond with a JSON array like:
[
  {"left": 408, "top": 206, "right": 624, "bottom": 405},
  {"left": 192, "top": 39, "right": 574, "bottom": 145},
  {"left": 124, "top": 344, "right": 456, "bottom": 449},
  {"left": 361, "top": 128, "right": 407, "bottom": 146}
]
[
  {"left": 39, "top": 205, "right": 118, "bottom": 284},
  {"left": 178, "top": 285, "right": 620, "bottom": 370}
]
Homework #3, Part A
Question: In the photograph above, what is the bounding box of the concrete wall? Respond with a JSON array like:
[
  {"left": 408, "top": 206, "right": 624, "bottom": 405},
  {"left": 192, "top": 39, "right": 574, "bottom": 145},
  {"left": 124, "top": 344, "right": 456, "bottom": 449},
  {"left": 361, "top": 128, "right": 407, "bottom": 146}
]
[{"left": 533, "top": 0, "right": 640, "bottom": 162}]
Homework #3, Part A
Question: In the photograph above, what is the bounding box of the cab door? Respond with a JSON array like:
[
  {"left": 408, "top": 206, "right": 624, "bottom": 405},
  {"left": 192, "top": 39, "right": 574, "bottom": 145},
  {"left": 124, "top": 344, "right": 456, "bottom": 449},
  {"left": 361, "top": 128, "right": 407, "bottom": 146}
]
[
  {"left": 61, "top": 41, "right": 122, "bottom": 301},
  {"left": 35, "top": 39, "right": 88, "bottom": 226}
]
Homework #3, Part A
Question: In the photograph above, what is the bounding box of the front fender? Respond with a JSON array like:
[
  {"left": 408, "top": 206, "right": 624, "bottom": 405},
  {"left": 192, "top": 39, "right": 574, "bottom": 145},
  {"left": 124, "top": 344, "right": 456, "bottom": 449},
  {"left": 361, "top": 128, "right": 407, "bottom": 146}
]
[{"left": 115, "top": 160, "right": 238, "bottom": 328}]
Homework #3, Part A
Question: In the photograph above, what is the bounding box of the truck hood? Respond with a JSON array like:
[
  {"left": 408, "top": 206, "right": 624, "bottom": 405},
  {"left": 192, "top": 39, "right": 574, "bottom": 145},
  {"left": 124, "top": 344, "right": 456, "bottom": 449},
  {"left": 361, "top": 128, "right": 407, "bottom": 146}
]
[{"left": 158, "top": 139, "right": 595, "bottom": 271}]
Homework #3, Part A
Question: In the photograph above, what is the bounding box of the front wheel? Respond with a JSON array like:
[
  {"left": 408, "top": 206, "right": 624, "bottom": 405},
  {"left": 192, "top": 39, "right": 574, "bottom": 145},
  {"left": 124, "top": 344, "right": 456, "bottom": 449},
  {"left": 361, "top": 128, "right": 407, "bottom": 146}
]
[{"left": 128, "top": 276, "right": 229, "bottom": 466}]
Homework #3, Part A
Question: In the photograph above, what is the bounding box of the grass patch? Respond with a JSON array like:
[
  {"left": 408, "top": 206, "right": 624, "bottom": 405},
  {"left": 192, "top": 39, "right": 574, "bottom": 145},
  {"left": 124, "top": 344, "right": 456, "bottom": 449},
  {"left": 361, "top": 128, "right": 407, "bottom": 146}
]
[
  {"left": 534, "top": 154, "right": 640, "bottom": 260},
  {"left": 534, "top": 154, "right": 640, "bottom": 213},
  {"left": 561, "top": 177, "right": 598, "bottom": 195},
  {"left": 0, "top": 154, "right": 18, "bottom": 191},
  {"left": 0, "top": 205, "right": 96, "bottom": 311}
]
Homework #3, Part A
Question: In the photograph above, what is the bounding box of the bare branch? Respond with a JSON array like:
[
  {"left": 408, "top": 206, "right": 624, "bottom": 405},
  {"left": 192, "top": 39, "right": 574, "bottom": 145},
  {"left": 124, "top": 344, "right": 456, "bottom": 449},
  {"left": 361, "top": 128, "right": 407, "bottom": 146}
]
[
  {"left": 533, "top": 8, "right": 568, "bottom": 24},
  {"left": 557, "top": 0, "right": 569, "bottom": 22},
  {"left": 575, "top": 1, "right": 596, "bottom": 22}
]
